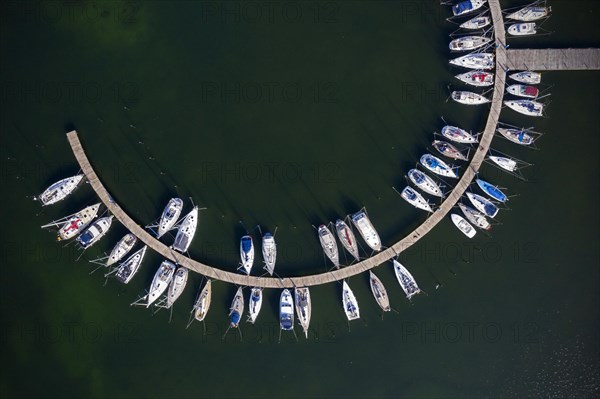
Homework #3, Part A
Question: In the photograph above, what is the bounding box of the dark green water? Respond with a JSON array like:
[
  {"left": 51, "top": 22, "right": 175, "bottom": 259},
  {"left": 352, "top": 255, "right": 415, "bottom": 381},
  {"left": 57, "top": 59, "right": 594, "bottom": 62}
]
[{"left": 1, "top": 1, "right": 599, "bottom": 398}]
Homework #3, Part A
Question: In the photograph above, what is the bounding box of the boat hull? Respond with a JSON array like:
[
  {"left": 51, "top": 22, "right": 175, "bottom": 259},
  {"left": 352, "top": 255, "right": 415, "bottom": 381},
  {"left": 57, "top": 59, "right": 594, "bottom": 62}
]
[{"left": 451, "top": 214, "right": 477, "bottom": 238}]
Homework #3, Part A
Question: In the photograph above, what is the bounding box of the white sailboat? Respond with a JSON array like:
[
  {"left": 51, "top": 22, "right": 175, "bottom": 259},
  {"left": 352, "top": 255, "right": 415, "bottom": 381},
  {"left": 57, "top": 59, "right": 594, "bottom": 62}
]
[
  {"left": 449, "top": 36, "right": 492, "bottom": 51},
  {"left": 392, "top": 260, "right": 422, "bottom": 301},
  {"left": 279, "top": 289, "right": 294, "bottom": 331},
  {"left": 157, "top": 198, "right": 183, "bottom": 238},
  {"left": 294, "top": 287, "right": 311, "bottom": 338},
  {"left": 400, "top": 186, "right": 434, "bottom": 213},
  {"left": 247, "top": 288, "right": 263, "bottom": 324},
  {"left": 166, "top": 267, "right": 188, "bottom": 308},
  {"left": 507, "top": 6, "right": 549, "bottom": 21},
  {"left": 455, "top": 70, "right": 494, "bottom": 87},
  {"left": 510, "top": 71, "right": 541, "bottom": 84},
  {"left": 261, "top": 232, "right": 277, "bottom": 275},
  {"left": 53, "top": 203, "right": 101, "bottom": 241},
  {"left": 408, "top": 169, "right": 444, "bottom": 197},
  {"left": 171, "top": 206, "right": 198, "bottom": 253},
  {"left": 508, "top": 22, "right": 537, "bottom": 36},
  {"left": 458, "top": 203, "right": 491, "bottom": 230},
  {"left": 318, "top": 224, "right": 340, "bottom": 268},
  {"left": 451, "top": 91, "right": 490, "bottom": 105},
  {"left": 460, "top": 15, "right": 491, "bottom": 30},
  {"left": 506, "top": 84, "right": 539, "bottom": 98},
  {"left": 115, "top": 246, "right": 147, "bottom": 284},
  {"left": 497, "top": 127, "right": 534, "bottom": 146},
  {"left": 350, "top": 210, "right": 382, "bottom": 252},
  {"left": 38, "top": 174, "right": 84, "bottom": 206},
  {"left": 335, "top": 219, "right": 360, "bottom": 261},
  {"left": 452, "top": 0, "right": 487, "bottom": 17},
  {"left": 449, "top": 53, "right": 494, "bottom": 70},
  {"left": 504, "top": 99, "right": 544, "bottom": 116},
  {"left": 193, "top": 280, "right": 212, "bottom": 322},
  {"left": 369, "top": 271, "right": 391, "bottom": 313},
  {"left": 451, "top": 214, "right": 477, "bottom": 238},
  {"left": 342, "top": 281, "right": 360, "bottom": 321},
  {"left": 76, "top": 216, "right": 114, "bottom": 249},
  {"left": 441, "top": 125, "right": 478, "bottom": 144},
  {"left": 229, "top": 287, "right": 244, "bottom": 328},
  {"left": 489, "top": 155, "right": 518, "bottom": 172},
  {"left": 432, "top": 140, "right": 469, "bottom": 161},
  {"left": 106, "top": 233, "right": 137, "bottom": 267},
  {"left": 239, "top": 235, "right": 255, "bottom": 275},
  {"left": 420, "top": 154, "right": 459, "bottom": 179},
  {"left": 466, "top": 192, "right": 499, "bottom": 218},
  {"left": 146, "top": 261, "right": 176, "bottom": 308}
]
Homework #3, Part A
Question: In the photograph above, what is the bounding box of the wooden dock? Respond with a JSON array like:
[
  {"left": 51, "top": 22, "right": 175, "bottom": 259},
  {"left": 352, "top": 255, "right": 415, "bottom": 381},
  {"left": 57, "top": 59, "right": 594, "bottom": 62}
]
[
  {"left": 505, "top": 48, "right": 600, "bottom": 71},
  {"left": 65, "top": 0, "right": 507, "bottom": 289}
]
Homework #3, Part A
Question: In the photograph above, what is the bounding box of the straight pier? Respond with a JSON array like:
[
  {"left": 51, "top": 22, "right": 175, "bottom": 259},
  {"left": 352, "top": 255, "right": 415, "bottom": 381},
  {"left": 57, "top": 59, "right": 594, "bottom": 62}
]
[{"left": 505, "top": 48, "right": 600, "bottom": 71}]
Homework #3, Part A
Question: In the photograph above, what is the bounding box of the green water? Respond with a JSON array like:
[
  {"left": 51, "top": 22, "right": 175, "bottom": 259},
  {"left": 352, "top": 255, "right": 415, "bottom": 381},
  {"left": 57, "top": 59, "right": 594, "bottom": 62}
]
[{"left": 1, "top": 1, "right": 599, "bottom": 398}]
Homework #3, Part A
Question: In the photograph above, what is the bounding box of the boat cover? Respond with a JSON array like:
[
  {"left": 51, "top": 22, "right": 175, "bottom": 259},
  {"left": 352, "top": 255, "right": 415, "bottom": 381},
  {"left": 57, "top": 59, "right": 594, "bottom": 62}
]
[
  {"left": 241, "top": 237, "right": 252, "bottom": 252},
  {"left": 453, "top": 1, "right": 473, "bottom": 15}
]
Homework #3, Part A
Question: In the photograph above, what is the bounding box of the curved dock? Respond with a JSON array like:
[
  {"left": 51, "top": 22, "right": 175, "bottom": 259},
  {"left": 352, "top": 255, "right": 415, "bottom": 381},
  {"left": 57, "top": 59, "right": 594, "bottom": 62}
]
[{"left": 66, "top": 1, "right": 507, "bottom": 288}]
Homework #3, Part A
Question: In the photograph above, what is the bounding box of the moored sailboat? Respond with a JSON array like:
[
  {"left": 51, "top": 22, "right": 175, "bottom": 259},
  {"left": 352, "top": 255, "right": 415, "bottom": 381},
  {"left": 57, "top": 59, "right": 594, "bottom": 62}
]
[
  {"left": 449, "top": 53, "right": 494, "bottom": 70},
  {"left": 507, "top": 6, "right": 549, "bottom": 21},
  {"left": 460, "top": 15, "right": 491, "bottom": 30},
  {"left": 335, "top": 219, "right": 360, "bottom": 261},
  {"left": 408, "top": 169, "right": 444, "bottom": 197},
  {"left": 76, "top": 216, "right": 114, "bottom": 249},
  {"left": 441, "top": 125, "right": 478, "bottom": 144},
  {"left": 449, "top": 35, "right": 492, "bottom": 51},
  {"left": 115, "top": 246, "right": 148, "bottom": 284},
  {"left": 279, "top": 289, "right": 294, "bottom": 331},
  {"left": 261, "top": 232, "right": 277, "bottom": 275},
  {"left": 508, "top": 22, "right": 537, "bottom": 36},
  {"left": 229, "top": 287, "right": 244, "bottom": 328},
  {"left": 193, "top": 280, "right": 212, "bottom": 322},
  {"left": 400, "top": 186, "right": 434, "bottom": 213},
  {"left": 342, "top": 281, "right": 360, "bottom": 321},
  {"left": 157, "top": 198, "right": 184, "bottom": 238},
  {"left": 239, "top": 235, "right": 255, "bottom": 275},
  {"left": 171, "top": 206, "right": 198, "bottom": 253},
  {"left": 369, "top": 271, "right": 390, "bottom": 313},
  {"left": 420, "top": 154, "right": 459, "bottom": 178},
  {"left": 451, "top": 214, "right": 477, "bottom": 238},
  {"left": 350, "top": 210, "right": 382, "bottom": 252},
  {"left": 451, "top": 91, "right": 490, "bottom": 105},
  {"left": 455, "top": 70, "right": 494, "bottom": 87},
  {"left": 54, "top": 203, "right": 101, "bottom": 240},
  {"left": 489, "top": 155, "right": 518, "bottom": 172},
  {"left": 247, "top": 288, "right": 263, "bottom": 324},
  {"left": 458, "top": 203, "right": 491, "bottom": 230},
  {"left": 476, "top": 178, "right": 508, "bottom": 202},
  {"left": 504, "top": 99, "right": 544, "bottom": 116},
  {"left": 392, "top": 260, "right": 422, "bottom": 301},
  {"left": 106, "top": 233, "right": 137, "bottom": 267},
  {"left": 452, "top": 0, "right": 487, "bottom": 17},
  {"left": 166, "top": 267, "right": 189, "bottom": 308},
  {"left": 466, "top": 192, "right": 499, "bottom": 218},
  {"left": 294, "top": 287, "right": 311, "bottom": 338},
  {"left": 507, "top": 84, "right": 539, "bottom": 98},
  {"left": 510, "top": 71, "right": 541, "bottom": 84},
  {"left": 432, "top": 140, "right": 469, "bottom": 161},
  {"left": 146, "top": 261, "right": 176, "bottom": 307},
  {"left": 318, "top": 224, "right": 340, "bottom": 268},
  {"left": 38, "top": 174, "right": 84, "bottom": 206}
]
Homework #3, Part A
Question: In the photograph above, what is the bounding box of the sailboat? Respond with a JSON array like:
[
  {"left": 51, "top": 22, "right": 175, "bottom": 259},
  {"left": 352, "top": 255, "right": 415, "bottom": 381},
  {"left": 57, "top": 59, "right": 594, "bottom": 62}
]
[
  {"left": 476, "top": 178, "right": 508, "bottom": 202},
  {"left": 350, "top": 210, "right": 382, "bottom": 252},
  {"left": 400, "top": 186, "right": 434, "bottom": 213},
  {"left": 171, "top": 206, "right": 198, "bottom": 253},
  {"left": 146, "top": 261, "right": 176, "bottom": 307},
  {"left": 239, "top": 235, "right": 255, "bottom": 275},
  {"left": 115, "top": 246, "right": 148, "bottom": 284},
  {"left": 76, "top": 216, "right": 114, "bottom": 249},
  {"left": 449, "top": 36, "right": 492, "bottom": 51},
  {"left": 510, "top": 71, "right": 541, "bottom": 84},
  {"left": 452, "top": 0, "right": 487, "bottom": 17},
  {"left": 420, "top": 154, "right": 459, "bottom": 179},
  {"left": 294, "top": 287, "right": 311, "bottom": 338},
  {"left": 157, "top": 198, "right": 183, "bottom": 238},
  {"left": 54, "top": 203, "right": 101, "bottom": 240},
  {"left": 38, "top": 174, "right": 84, "bottom": 206},
  {"left": 441, "top": 125, "right": 478, "bottom": 144},
  {"left": 460, "top": 15, "right": 491, "bottom": 30},
  {"left": 506, "top": 84, "right": 539, "bottom": 98},
  {"left": 261, "top": 232, "right": 277, "bottom": 275},
  {"left": 449, "top": 53, "right": 494, "bottom": 70},
  {"left": 499, "top": 125, "right": 532, "bottom": 148},
  {"left": 369, "top": 271, "right": 391, "bottom": 312},
  {"left": 193, "top": 280, "right": 212, "bottom": 322},
  {"left": 318, "top": 224, "right": 340, "bottom": 268},
  {"left": 229, "top": 287, "right": 244, "bottom": 328},
  {"left": 335, "top": 219, "right": 360, "bottom": 261},
  {"left": 508, "top": 22, "right": 537, "bottom": 36},
  {"left": 451, "top": 91, "right": 490, "bottom": 105},
  {"left": 504, "top": 99, "right": 544, "bottom": 116},
  {"left": 458, "top": 203, "right": 491, "bottom": 230},
  {"left": 279, "top": 289, "right": 294, "bottom": 331},
  {"left": 342, "top": 281, "right": 360, "bottom": 321},
  {"left": 392, "top": 260, "right": 422, "bottom": 301},
  {"left": 455, "top": 70, "right": 494, "bottom": 87},
  {"left": 247, "top": 288, "right": 263, "bottom": 324},
  {"left": 451, "top": 214, "right": 477, "bottom": 238},
  {"left": 507, "top": 6, "right": 549, "bottom": 21},
  {"left": 432, "top": 140, "right": 469, "bottom": 161},
  {"left": 106, "top": 233, "right": 137, "bottom": 267},
  {"left": 489, "top": 155, "right": 518, "bottom": 172},
  {"left": 466, "top": 192, "right": 499, "bottom": 218},
  {"left": 166, "top": 267, "right": 189, "bottom": 308},
  {"left": 408, "top": 169, "right": 444, "bottom": 197}
]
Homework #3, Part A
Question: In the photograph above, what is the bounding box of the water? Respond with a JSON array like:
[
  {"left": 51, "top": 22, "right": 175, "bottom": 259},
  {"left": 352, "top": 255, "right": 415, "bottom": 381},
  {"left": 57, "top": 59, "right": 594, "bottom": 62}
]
[{"left": 1, "top": 1, "right": 599, "bottom": 398}]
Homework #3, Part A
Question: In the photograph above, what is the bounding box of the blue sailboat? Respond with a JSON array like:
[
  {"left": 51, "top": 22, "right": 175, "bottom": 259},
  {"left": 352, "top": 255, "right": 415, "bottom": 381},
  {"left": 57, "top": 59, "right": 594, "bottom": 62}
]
[{"left": 476, "top": 179, "right": 508, "bottom": 202}]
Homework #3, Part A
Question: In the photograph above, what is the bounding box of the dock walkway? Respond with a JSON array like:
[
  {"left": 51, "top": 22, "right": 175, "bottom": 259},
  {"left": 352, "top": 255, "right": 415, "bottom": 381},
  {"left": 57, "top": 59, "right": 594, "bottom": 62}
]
[
  {"left": 505, "top": 48, "right": 600, "bottom": 71},
  {"left": 66, "top": 1, "right": 507, "bottom": 288}
]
